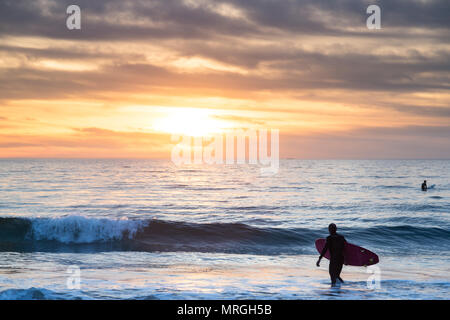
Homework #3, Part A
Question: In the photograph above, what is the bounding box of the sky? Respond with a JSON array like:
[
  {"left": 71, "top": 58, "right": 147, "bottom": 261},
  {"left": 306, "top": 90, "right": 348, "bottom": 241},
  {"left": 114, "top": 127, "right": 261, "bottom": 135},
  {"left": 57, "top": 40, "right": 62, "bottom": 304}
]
[{"left": 0, "top": 0, "right": 449, "bottom": 159}]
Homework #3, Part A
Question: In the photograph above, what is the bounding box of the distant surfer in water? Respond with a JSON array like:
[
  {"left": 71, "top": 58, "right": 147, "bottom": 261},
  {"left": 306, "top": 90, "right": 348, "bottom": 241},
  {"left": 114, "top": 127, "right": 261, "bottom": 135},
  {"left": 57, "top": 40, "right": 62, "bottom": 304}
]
[
  {"left": 421, "top": 180, "right": 427, "bottom": 191},
  {"left": 316, "top": 223, "right": 346, "bottom": 286}
]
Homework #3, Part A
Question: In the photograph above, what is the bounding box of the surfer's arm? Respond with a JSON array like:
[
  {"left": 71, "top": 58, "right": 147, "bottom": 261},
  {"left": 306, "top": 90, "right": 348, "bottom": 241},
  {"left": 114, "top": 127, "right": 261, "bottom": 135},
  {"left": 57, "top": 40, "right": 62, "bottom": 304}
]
[
  {"left": 319, "top": 242, "right": 329, "bottom": 258},
  {"left": 316, "top": 240, "right": 329, "bottom": 267}
]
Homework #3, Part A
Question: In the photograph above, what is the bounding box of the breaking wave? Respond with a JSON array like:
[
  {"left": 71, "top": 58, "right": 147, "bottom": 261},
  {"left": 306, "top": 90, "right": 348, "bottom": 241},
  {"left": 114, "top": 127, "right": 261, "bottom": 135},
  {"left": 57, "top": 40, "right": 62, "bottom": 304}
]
[{"left": 0, "top": 216, "right": 448, "bottom": 254}]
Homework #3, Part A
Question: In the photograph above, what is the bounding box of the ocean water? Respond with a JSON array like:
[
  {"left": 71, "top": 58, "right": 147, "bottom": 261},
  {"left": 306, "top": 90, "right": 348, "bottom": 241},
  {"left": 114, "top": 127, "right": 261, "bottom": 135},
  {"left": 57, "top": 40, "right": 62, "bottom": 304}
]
[{"left": 0, "top": 159, "right": 449, "bottom": 300}]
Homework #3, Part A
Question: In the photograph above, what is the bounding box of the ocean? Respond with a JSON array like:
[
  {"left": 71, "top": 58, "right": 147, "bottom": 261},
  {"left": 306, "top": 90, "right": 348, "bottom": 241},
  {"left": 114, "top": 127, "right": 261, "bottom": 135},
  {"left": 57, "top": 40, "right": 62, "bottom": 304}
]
[{"left": 0, "top": 159, "right": 449, "bottom": 299}]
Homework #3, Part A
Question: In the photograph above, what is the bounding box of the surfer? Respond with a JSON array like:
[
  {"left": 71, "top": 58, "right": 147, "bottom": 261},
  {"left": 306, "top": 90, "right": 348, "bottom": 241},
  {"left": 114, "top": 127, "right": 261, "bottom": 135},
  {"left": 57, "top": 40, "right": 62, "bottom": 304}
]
[
  {"left": 421, "top": 180, "right": 427, "bottom": 191},
  {"left": 316, "top": 223, "right": 347, "bottom": 286}
]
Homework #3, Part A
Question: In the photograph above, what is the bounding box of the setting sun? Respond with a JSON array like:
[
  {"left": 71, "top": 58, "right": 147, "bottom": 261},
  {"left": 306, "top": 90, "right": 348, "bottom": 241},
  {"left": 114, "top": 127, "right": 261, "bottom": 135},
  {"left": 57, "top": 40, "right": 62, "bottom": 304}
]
[{"left": 151, "top": 108, "right": 232, "bottom": 137}]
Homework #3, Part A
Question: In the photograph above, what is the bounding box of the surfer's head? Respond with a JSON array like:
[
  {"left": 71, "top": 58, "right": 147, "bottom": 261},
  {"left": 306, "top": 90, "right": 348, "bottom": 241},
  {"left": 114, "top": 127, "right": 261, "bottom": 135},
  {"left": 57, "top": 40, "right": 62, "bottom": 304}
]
[{"left": 328, "top": 223, "right": 337, "bottom": 235}]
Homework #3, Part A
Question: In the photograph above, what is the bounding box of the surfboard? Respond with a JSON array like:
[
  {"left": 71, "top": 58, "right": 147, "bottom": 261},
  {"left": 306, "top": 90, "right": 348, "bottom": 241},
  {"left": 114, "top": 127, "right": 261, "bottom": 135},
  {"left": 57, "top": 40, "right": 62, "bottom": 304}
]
[{"left": 315, "top": 238, "right": 379, "bottom": 267}]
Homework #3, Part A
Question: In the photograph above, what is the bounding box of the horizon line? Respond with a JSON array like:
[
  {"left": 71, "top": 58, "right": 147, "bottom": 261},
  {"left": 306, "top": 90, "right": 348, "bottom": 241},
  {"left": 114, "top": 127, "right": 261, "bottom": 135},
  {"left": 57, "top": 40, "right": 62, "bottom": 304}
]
[{"left": 0, "top": 157, "right": 449, "bottom": 161}]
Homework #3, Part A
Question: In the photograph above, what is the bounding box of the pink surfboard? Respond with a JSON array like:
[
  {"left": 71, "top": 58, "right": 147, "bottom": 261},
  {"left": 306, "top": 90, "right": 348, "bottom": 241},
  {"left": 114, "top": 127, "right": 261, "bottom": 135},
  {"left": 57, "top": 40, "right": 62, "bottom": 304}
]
[{"left": 315, "top": 238, "right": 379, "bottom": 266}]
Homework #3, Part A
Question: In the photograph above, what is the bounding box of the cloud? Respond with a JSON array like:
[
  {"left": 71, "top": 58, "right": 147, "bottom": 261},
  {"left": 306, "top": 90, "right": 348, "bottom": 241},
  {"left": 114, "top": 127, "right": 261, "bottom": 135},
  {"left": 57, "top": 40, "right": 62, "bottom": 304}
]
[
  {"left": 212, "top": 114, "right": 267, "bottom": 126},
  {"left": 0, "top": 0, "right": 448, "bottom": 101},
  {"left": 281, "top": 125, "right": 450, "bottom": 159},
  {"left": 0, "top": 0, "right": 449, "bottom": 158},
  {"left": 0, "top": 142, "right": 38, "bottom": 148},
  {"left": 373, "top": 102, "right": 450, "bottom": 118},
  {"left": 1, "top": 47, "right": 448, "bottom": 102},
  {"left": 0, "top": 128, "right": 172, "bottom": 158},
  {"left": 1, "top": 0, "right": 449, "bottom": 41}
]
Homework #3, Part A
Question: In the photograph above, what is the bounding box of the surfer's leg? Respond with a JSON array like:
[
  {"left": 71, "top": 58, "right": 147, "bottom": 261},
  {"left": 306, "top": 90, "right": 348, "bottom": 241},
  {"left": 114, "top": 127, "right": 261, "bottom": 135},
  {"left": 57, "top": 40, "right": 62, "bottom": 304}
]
[
  {"left": 337, "top": 262, "right": 343, "bottom": 275},
  {"left": 330, "top": 275, "right": 337, "bottom": 286},
  {"left": 329, "top": 259, "right": 344, "bottom": 285},
  {"left": 329, "top": 261, "right": 338, "bottom": 286},
  {"left": 336, "top": 262, "right": 344, "bottom": 283}
]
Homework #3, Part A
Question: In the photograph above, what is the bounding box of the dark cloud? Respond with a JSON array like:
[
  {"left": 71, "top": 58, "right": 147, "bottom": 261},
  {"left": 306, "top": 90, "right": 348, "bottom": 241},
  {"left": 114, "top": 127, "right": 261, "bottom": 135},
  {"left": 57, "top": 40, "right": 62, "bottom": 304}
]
[
  {"left": 0, "top": 0, "right": 255, "bottom": 41},
  {"left": 379, "top": 0, "right": 450, "bottom": 29},
  {"left": 0, "top": 44, "right": 145, "bottom": 62},
  {"left": 373, "top": 102, "right": 450, "bottom": 118},
  {"left": 0, "top": 1, "right": 448, "bottom": 102},
  {"left": 1, "top": 47, "right": 448, "bottom": 104},
  {"left": 0, "top": 0, "right": 449, "bottom": 41}
]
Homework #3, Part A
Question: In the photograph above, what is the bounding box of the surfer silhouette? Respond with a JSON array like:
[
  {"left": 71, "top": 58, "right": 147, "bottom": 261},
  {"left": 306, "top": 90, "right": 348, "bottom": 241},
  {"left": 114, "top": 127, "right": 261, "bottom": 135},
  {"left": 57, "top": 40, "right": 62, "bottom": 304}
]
[
  {"left": 316, "top": 223, "right": 347, "bottom": 286},
  {"left": 421, "top": 180, "right": 427, "bottom": 191}
]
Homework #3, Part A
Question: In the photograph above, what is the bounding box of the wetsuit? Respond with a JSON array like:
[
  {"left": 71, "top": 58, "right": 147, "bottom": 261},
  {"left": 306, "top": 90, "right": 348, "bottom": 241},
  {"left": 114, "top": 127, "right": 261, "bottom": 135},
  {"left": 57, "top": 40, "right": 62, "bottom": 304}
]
[
  {"left": 421, "top": 182, "right": 427, "bottom": 191},
  {"left": 320, "top": 233, "right": 347, "bottom": 285}
]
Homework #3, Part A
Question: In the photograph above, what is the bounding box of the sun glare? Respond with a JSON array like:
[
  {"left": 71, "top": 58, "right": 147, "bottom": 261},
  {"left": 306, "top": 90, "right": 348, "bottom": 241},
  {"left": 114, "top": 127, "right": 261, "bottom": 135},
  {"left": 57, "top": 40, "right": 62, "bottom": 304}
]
[{"left": 152, "top": 108, "right": 230, "bottom": 137}]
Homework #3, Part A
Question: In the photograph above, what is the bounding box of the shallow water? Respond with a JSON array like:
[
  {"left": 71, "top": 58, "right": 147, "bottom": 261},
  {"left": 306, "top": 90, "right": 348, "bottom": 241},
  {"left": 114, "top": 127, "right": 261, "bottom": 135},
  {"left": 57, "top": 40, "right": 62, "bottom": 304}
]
[{"left": 0, "top": 159, "right": 449, "bottom": 299}]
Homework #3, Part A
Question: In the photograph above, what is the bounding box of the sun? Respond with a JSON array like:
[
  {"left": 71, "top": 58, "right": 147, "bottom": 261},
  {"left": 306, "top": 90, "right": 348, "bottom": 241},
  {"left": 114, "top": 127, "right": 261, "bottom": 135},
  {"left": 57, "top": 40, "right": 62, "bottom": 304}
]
[{"left": 152, "top": 107, "right": 230, "bottom": 137}]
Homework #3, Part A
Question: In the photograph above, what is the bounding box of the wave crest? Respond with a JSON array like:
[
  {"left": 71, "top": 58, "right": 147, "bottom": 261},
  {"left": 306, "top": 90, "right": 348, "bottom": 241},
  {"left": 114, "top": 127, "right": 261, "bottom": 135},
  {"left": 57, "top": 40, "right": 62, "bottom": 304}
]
[
  {"left": 29, "top": 216, "right": 145, "bottom": 243},
  {"left": 0, "top": 216, "right": 448, "bottom": 254}
]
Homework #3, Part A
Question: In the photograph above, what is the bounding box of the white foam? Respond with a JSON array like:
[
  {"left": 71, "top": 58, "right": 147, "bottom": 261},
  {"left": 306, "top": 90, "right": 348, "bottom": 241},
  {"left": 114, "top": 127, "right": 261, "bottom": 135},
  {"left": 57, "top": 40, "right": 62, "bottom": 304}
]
[{"left": 29, "top": 216, "right": 147, "bottom": 243}]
